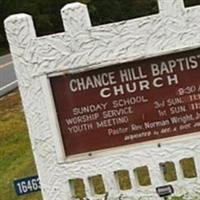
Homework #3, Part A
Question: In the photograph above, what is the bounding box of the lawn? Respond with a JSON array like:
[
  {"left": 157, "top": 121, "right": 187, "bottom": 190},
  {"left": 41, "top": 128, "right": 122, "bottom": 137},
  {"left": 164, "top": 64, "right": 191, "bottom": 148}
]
[{"left": 0, "top": 90, "right": 42, "bottom": 200}]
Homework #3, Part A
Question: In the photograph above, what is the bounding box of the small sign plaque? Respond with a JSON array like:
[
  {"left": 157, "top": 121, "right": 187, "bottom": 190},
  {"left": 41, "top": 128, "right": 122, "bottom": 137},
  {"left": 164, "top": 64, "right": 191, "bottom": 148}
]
[
  {"left": 156, "top": 185, "right": 174, "bottom": 197},
  {"left": 14, "top": 175, "right": 40, "bottom": 196},
  {"left": 50, "top": 48, "right": 200, "bottom": 156}
]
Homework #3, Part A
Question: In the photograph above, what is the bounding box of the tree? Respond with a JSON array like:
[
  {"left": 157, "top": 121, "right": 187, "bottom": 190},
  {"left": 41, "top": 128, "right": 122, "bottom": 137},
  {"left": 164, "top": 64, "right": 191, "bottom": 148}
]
[{"left": 1, "top": 0, "right": 200, "bottom": 49}]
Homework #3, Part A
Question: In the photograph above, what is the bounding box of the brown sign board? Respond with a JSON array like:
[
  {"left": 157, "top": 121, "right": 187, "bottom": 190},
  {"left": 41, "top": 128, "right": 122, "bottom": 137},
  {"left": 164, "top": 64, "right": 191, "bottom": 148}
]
[{"left": 50, "top": 48, "right": 200, "bottom": 156}]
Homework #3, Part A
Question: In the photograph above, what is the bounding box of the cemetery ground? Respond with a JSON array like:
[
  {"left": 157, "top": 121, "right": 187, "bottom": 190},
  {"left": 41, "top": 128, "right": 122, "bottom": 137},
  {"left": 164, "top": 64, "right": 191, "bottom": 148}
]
[{"left": 0, "top": 90, "right": 197, "bottom": 200}]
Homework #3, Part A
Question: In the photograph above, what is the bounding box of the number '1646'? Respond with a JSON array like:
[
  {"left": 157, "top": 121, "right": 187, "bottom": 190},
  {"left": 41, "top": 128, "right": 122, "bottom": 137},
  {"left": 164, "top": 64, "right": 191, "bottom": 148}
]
[{"left": 14, "top": 176, "right": 41, "bottom": 196}]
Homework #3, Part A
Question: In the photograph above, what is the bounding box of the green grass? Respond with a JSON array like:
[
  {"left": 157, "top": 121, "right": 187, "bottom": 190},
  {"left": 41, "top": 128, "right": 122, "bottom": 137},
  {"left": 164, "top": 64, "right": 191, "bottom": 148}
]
[
  {"left": 89, "top": 175, "right": 106, "bottom": 195},
  {"left": 115, "top": 170, "right": 132, "bottom": 191},
  {"left": 180, "top": 158, "right": 197, "bottom": 178},
  {"left": 163, "top": 162, "right": 177, "bottom": 182},
  {"left": 134, "top": 166, "right": 151, "bottom": 186},
  {"left": 171, "top": 197, "right": 185, "bottom": 200},
  {"left": 0, "top": 91, "right": 42, "bottom": 200}
]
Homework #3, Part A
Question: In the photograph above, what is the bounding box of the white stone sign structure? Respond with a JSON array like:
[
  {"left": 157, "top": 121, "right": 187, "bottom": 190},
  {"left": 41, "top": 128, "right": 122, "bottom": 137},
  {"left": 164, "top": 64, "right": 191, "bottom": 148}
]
[{"left": 4, "top": 0, "right": 200, "bottom": 199}]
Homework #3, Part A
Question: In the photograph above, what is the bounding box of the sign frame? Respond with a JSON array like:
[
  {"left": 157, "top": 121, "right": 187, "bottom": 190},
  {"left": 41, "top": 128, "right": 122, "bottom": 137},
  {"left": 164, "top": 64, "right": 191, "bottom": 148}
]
[
  {"left": 42, "top": 46, "right": 200, "bottom": 163},
  {"left": 5, "top": 1, "right": 200, "bottom": 199}
]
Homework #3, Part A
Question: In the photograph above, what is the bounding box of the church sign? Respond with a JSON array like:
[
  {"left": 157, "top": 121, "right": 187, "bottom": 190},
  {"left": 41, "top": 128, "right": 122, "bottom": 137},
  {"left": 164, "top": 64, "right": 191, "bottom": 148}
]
[
  {"left": 51, "top": 48, "right": 200, "bottom": 155},
  {"left": 5, "top": 1, "right": 200, "bottom": 199}
]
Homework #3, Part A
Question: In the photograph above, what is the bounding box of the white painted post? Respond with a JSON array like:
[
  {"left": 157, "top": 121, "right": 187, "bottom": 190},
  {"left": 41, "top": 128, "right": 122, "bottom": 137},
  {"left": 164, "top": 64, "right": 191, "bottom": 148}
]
[
  {"left": 61, "top": 3, "right": 91, "bottom": 34},
  {"left": 4, "top": 15, "right": 50, "bottom": 200},
  {"left": 102, "top": 172, "right": 118, "bottom": 198},
  {"left": 158, "top": 0, "right": 185, "bottom": 15},
  {"left": 4, "top": 14, "right": 36, "bottom": 76},
  {"left": 4, "top": 15, "right": 36, "bottom": 148}
]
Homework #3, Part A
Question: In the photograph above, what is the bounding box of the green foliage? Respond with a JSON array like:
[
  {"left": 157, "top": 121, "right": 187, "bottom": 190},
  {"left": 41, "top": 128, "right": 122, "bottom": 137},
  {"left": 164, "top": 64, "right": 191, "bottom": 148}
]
[
  {"left": 171, "top": 197, "right": 185, "bottom": 200},
  {"left": 1, "top": 0, "right": 200, "bottom": 48},
  {"left": 70, "top": 179, "right": 86, "bottom": 199},
  {"left": 89, "top": 175, "right": 106, "bottom": 195},
  {"left": 88, "top": 0, "right": 158, "bottom": 26},
  {"left": 163, "top": 162, "right": 177, "bottom": 182},
  {"left": 180, "top": 158, "right": 197, "bottom": 178},
  {"left": 134, "top": 166, "right": 151, "bottom": 186},
  {"left": 0, "top": 47, "right": 9, "bottom": 56},
  {"left": 184, "top": 0, "right": 200, "bottom": 7},
  {"left": 0, "top": 0, "right": 158, "bottom": 41},
  {"left": 115, "top": 170, "right": 132, "bottom": 190}
]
